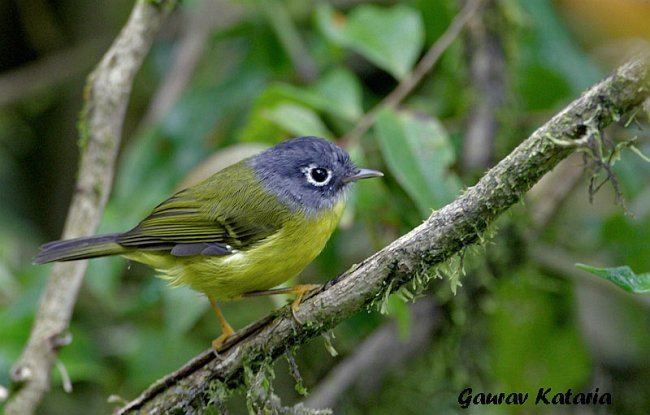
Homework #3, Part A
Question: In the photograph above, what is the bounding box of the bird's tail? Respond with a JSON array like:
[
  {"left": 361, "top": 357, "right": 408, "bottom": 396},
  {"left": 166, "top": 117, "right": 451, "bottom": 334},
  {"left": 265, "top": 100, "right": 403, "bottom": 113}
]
[{"left": 34, "top": 233, "right": 127, "bottom": 264}]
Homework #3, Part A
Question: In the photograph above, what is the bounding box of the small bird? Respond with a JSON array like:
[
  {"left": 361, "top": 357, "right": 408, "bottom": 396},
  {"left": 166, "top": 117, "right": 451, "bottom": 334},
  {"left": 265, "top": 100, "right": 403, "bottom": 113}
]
[{"left": 35, "top": 137, "right": 382, "bottom": 349}]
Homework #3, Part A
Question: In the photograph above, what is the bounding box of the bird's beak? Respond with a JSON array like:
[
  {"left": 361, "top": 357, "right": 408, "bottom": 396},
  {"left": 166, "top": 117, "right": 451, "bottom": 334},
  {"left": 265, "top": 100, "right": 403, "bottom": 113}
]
[{"left": 343, "top": 168, "right": 384, "bottom": 183}]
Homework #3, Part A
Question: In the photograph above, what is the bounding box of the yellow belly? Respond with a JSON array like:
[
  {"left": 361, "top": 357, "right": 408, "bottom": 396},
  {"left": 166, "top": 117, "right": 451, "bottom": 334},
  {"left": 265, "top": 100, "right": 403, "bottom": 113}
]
[{"left": 124, "top": 201, "right": 345, "bottom": 299}]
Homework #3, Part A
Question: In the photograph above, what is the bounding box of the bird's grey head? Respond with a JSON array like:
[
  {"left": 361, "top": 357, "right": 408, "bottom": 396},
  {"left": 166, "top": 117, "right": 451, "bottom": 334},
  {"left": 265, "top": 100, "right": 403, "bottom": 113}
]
[{"left": 248, "top": 136, "right": 382, "bottom": 216}]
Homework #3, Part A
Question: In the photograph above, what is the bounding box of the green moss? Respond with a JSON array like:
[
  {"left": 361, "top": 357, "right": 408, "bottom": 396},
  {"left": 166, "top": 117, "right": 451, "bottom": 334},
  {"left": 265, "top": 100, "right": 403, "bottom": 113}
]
[
  {"left": 205, "top": 379, "right": 233, "bottom": 413},
  {"left": 366, "top": 278, "right": 389, "bottom": 313},
  {"left": 242, "top": 348, "right": 278, "bottom": 413},
  {"left": 321, "top": 331, "right": 338, "bottom": 357},
  {"left": 378, "top": 278, "right": 396, "bottom": 315},
  {"left": 285, "top": 347, "right": 308, "bottom": 395},
  {"left": 76, "top": 105, "right": 91, "bottom": 151},
  {"left": 76, "top": 76, "right": 94, "bottom": 150}
]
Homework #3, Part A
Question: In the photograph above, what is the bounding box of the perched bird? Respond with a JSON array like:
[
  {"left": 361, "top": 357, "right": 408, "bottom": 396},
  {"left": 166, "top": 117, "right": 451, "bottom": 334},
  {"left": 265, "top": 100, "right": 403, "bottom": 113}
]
[{"left": 35, "top": 137, "right": 382, "bottom": 349}]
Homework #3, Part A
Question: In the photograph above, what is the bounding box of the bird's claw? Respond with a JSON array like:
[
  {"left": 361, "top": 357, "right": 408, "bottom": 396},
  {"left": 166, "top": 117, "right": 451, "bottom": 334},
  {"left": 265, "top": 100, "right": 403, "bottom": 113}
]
[
  {"left": 289, "top": 283, "right": 321, "bottom": 325},
  {"left": 291, "top": 304, "right": 304, "bottom": 325},
  {"left": 211, "top": 332, "right": 234, "bottom": 352}
]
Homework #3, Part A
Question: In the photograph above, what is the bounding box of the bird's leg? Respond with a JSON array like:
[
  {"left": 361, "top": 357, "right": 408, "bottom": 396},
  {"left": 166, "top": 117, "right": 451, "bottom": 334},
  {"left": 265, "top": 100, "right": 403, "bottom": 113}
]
[
  {"left": 243, "top": 284, "right": 321, "bottom": 323},
  {"left": 208, "top": 296, "right": 235, "bottom": 351}
]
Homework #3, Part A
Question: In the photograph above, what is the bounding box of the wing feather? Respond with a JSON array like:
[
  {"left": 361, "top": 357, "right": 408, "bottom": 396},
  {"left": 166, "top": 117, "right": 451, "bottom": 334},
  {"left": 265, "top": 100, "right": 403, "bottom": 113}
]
[{"left": 117, "top": 183, "right": 280, "bottom": 256}]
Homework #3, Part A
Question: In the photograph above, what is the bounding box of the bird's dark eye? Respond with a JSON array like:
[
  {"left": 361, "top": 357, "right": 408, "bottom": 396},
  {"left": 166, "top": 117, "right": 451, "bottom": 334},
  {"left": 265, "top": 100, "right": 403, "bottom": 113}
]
[
  {"left": 302, "top": 165, "right": 332, "bottom": 187},
  {"left": 310, "top": 168, "right": 329, "bottom": 183}
]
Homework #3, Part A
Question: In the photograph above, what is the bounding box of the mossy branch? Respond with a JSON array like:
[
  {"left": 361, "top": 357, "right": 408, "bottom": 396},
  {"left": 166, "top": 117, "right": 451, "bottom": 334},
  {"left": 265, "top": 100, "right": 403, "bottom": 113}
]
[
  {"left": 5, "top": 2, "right": 177, "bottom": 414},
  {"left": 118, "top": 55, "right": 649, "bottom": 414}
]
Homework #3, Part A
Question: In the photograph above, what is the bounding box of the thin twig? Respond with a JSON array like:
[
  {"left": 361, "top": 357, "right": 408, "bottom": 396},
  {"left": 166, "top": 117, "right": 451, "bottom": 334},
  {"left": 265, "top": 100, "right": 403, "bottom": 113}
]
[
  {"left": 0, "top": 39, "right": 106, "bottom": 107},
  {"left": 259, "top": 0, "right": 318, "bottom": 83},
  {"left": 5, "top": 2, "right": 177, "bottom": 414},
  {"left": 54, "top": 360, "right": 72, "bottom": 394},
  {"left": 528, "top": 152, "right": 585, "bottom": 233},
  {"left": 117, "top": 55, "right": 649, "bottom": 414},
  {"left": 339, "top": 0, "right": 483, "bottom": 147},
  {"left": 141, "top": 0, "right": 246, "bottom": 126}
]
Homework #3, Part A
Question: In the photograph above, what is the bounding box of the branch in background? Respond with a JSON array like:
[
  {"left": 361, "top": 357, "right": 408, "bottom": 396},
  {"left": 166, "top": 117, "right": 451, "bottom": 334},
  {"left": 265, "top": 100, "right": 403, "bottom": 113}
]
[
  {"left": 117, "top": 55, "right": 649, "bottom": 414},
  {"left": 0, "top": 39, "right": 106, "bottom": 107},
  {"left": 339, "top": 0, "right": 483, "bottom": 147},
  {"left": 142, "top": 0, "right": 246, "bottom": 127},
  {"left": 259, "top": 0, "right": 318, "bottom": 83},
  {"left": 462, "top": 0, "right": 506, "bottom": 172},
  {"left": 5, "top": 2, "right": 177, "bottom": 414},
  {"left": 528, "top": 152, "right": 585, "bottom": 232},
  {"left": 304, "top": 298, "right": 438, "bottom": 410}
]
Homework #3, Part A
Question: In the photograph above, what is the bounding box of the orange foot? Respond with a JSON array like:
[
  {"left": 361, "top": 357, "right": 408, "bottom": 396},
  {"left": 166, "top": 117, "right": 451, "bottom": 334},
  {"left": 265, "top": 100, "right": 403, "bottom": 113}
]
[{"left": 209, "top": 296, "right": 236, "bottom": 351}]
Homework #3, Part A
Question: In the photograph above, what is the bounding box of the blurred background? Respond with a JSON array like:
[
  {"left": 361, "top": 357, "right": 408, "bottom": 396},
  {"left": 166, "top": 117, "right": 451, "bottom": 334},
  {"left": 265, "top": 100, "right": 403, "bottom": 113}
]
[{"left": 1, "top": 0, "right": 649, "bottom": 413}]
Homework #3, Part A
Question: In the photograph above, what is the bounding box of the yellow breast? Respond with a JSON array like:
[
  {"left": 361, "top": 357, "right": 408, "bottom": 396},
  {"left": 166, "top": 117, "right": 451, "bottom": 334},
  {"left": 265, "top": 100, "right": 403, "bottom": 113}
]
[{"left": 141, "top": 200, "right": 346, "bottom": 299}]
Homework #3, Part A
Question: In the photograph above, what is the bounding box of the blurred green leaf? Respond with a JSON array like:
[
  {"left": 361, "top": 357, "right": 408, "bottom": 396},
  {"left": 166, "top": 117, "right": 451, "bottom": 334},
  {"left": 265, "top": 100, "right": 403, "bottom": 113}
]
[
  {"left": 414, "top": 0, "right": 455, "bottom": 44},
  {"left": 612, "top": 143, "right": 650, "bottom": 200},
  {"left": 0, "top": 315, "right": 32, "bottom": 385},
  {"left": 375, "top": 109, "right": 460, "bottom": 217},
  {"left": 519, "top": 0, "right": 601, "bottom": 92},
  {"left": 84, "top": 256, "right": 125, "bottom": 309},
  {"left": 311, "top": 68, "right": 363, "bottom": 121},
  {"left": 57, "top": 326, "right": 109, "bottom": 385},
  {"left": 238, "top": 87, "right": 287, "bottom": 143},
  {"left": 489, "top": 272, "right": 590, "bottom": 395},
  {"left": 115, "top": 68, "right": 266, "bottom": 203},
  {"left": 576, "top": 264, "right": 650, "bottom": 294},
  {"left": 0, "top": 260, "right": 19, "bottom": 301},
  {"left": 600, "top": 213, "right": 650, "bottom": 271},
  {"left": 516, "top": 64, "right": 572, "bottom": 110},
  {"left": 239, "top": 68, "right": 362, "bottom": 143},
  {"left": 163, "top": 286, "right": 209, "bottom": 335},
  {"left": 122, "top": 328, "right": 204, "bottom": 391},
  {"left": 317, "top": 4, "right": 424, "bottom": 79},
  {"left": 262, "top": 103, "right": 332, "bottom": 139}
]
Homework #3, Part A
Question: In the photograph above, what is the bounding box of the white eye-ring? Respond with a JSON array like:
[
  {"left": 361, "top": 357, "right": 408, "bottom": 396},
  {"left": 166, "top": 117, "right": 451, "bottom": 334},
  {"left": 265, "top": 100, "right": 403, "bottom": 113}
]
[{"left": 301, "top": 164, "right": 332, "bottom": 187}]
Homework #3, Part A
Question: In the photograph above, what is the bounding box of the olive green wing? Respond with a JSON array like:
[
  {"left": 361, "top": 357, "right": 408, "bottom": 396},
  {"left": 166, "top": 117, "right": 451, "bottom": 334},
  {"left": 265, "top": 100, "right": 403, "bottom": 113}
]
[{"left": 117, "top": 189, "right": 279, "bottom": 257}]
